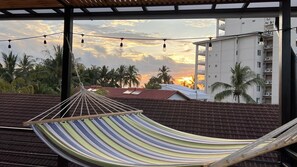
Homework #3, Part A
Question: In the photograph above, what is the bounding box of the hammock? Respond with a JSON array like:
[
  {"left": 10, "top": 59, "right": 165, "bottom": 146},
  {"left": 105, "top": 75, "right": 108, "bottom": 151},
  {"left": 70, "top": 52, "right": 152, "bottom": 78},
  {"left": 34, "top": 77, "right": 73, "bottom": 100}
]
[{"left": 24, "top": 87, "right": 297, "bottom": 167}]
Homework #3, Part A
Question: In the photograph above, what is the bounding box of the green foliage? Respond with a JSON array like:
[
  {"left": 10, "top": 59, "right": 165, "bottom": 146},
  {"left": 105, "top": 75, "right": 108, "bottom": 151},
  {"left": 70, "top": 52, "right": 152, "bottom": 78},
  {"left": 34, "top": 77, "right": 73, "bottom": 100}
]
[
  {"left": 95, "top": 88, "right": 109, "bottom": 96},
  {"left": 145, "top": 76, "right": 161, "bottom": 89},
  {"left": 1, "top": 51, "right": 18, "bottom": 83},
  {"left": 0, "top": 45, "right": 143, "bottom": 94},
  {"left": 0, "top": 79, "right": 14, "bottom": 93},
  {"left": 145, "top": 65, "right": 174, "bottom": 89},
  {"left": 211, "top": 62, "right": 265, "bottom": 103}
]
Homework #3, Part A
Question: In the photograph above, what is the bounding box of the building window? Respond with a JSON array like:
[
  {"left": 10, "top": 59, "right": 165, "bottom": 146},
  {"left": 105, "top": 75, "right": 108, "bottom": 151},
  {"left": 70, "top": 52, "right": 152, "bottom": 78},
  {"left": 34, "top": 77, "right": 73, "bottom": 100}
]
[
  {"left": 236, "top": 50, "right": 238, "bottom": 55},
  {"left": 257, "top": 86, "right": 261, "bottom": 92},
  {"left": 215, "top": 64, "right": 217, "bottom": 67},
  {"left": 252, "top": 20, "right": 256, "bottom": 22},
  {"left": 208, "top": 75, "right": 210, "bottom": 78},
  {"left": 209, "top": 65, "right": 211, "bottom": 68},
  {"left": 257, "top": 62, "right": 261, "bottom": 68},
  {"left": 257, "top": 50, "right": 261, "bottom": 56},
  {"left": 215, "top": 54, "right": 218, "bottom": 56},
  {"left": 215, "top": 75, "right": 217, "bottom": 78},
  {"left": 256, "top": 98, "right": 260, "bottom": 103}
]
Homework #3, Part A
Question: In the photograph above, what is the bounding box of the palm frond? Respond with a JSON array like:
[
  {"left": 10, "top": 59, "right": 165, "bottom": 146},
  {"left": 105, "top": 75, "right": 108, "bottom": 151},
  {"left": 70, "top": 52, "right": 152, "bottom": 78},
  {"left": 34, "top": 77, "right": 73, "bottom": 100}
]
[
  {"left": 214, "top": 90, "right": 233, "bottom": 102},
  {"left": 242, "top": 92, "right": 256, "bottom": 103},
  {"left": 211, "top": 82, "right": 232, "bottom": 93}
]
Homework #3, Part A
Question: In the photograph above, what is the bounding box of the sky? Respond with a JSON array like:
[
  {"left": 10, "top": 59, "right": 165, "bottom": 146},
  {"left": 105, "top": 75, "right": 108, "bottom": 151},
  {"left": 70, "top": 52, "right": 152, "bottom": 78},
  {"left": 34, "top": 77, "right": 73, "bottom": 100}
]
[{"left": 0, "top": 19, "right": 216, "bottom": 86}]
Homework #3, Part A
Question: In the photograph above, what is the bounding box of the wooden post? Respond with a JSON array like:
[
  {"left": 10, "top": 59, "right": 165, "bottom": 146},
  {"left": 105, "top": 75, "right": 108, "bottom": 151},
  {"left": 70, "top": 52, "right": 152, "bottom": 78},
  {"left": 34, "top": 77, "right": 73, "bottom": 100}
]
[{"left": 59, "top": 6, "right": 73, "bottom": 167}]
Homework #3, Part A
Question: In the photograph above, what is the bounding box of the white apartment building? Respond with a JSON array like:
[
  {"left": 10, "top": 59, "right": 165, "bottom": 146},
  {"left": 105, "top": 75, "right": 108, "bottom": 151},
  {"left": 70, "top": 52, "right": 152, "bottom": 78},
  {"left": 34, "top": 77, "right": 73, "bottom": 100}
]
[{"left": 194, "top": 18, "right": 297, "bottom": 104}]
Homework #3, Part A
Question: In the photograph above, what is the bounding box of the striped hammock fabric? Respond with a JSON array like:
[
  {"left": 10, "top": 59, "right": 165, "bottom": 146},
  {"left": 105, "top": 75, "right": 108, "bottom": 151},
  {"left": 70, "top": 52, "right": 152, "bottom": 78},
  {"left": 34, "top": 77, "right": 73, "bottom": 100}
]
[
  {"left": 32, "top": 113, "right": 252, "bottom": 167},
  {"left": 24, "top": 87, "right": 297, "bottom": 167}
]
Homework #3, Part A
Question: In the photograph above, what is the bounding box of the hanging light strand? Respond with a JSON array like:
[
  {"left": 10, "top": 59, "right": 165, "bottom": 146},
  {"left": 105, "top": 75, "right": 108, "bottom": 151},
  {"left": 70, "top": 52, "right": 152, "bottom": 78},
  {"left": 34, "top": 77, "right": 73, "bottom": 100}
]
[
  {"left": 163, "top": 39, "right": 167, "bottom": 52},
  {"left": 208, "top": 37, "right": 212, "bottom": 51},
  {"left": 43, "top": 35, "right": 47, "bottom": 45},
  {"left": 120, "top": 38, "right": 124, "bottom": 47},
  {"left": 81, "top": 33, "right": 85, "bottom": 47},
  {"left": 8, "top": 39, "right": 11, "bottom": 49}
]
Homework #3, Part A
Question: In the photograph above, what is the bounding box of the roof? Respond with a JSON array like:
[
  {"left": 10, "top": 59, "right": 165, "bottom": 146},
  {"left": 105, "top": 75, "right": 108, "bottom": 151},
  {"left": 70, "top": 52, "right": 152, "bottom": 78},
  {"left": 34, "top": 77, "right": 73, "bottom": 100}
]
[
  {"left": 0, "top": 93, "right": 280, "bottom": 166},
  {"left": 103, "top": 87, "right": 191, "bottom": 100},
  {"left": 193, "top": 32, "right": 260, "bottom": 45},
  {"left": 160, "top": 84, "right": 209, "bottom": 100},
  {"left": 0, "top": 0, "right": 295, "bottom": 20}
]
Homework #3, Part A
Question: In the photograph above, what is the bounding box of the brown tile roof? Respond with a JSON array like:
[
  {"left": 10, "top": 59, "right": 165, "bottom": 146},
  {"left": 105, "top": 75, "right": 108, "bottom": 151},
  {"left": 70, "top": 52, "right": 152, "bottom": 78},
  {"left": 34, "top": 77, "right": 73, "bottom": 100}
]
[
  {"left": 0, "top": 93, "right": 281, "bottom": 166},
  {"left": 103, "top": 87, "right": 190, "bottom": 100}
]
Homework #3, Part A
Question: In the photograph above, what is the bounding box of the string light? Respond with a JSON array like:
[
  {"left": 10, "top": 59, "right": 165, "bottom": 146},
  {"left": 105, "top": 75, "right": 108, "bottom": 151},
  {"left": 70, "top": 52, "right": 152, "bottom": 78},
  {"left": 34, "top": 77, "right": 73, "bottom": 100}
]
[
  {"left": 163, "top": 39, "right": 167, "bottom": 52},
  {"left": 43, "top": 35, "right": 47, "bottom": 45},
  {"left": 81, "top": 33, "right": 84, "bottom": 47},
  {"left": 120, "top": 38, "right": 124, "bottom": 47},
  {"left": 8, "top": 39, "right": 11, "bottom": 49},
  {"left": 208, "top": 37, "right": 212, "bottom": 51},
  {"left": 258, "top": 32, "right": 264, "bottom": 45}
]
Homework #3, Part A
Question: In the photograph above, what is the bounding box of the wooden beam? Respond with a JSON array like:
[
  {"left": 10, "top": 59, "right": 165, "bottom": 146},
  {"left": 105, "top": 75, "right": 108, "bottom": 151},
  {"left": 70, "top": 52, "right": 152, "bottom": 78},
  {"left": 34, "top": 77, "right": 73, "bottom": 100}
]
[{"left": 23, "top": 110, "right": 143, "bottom": 126}]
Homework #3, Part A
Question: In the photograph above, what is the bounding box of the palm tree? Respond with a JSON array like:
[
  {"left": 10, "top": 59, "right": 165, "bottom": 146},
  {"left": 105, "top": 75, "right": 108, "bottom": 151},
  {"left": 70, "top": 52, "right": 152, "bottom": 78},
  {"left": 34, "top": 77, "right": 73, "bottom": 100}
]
[
  {"left": 41, "top": 45, "right": 63, "bottom": 91},
  {"left": 211, "top": 62, "right": 264, "bottom": 103},
  {"left": 97, "top": 65, "right": 109, "bottom": 86},
  {"left": 157, "top": 65, "right": 173, "bottom": 84},
  {"left": 2, "top": 51, "right": 18, "bottom": 83},
  {"left": 16, "top": 54, "right": 35, "bottom": 81},
  {"left": 116, "top": 65, "right": 127, "bottom": 88},
  {"left": 126, "top": 65, "right": 141, "bottom": 87}
]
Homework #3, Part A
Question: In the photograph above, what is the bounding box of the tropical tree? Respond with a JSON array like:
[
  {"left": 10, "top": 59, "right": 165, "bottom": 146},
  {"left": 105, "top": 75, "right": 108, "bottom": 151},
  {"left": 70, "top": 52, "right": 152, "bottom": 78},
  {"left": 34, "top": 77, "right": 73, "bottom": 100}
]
[
  {"left": 82, "top": 65, "right": 100, "bottom": 85},
  {"left": 126, "top": 65, "right": 141, "bottom": 87},
  {"left": 157, "top": 65, "right": 174, "bottom": 84},
  {"left": 116, "top": 65, "right": 127, "bottom": 88},
  {"left": 1, "top": 51, "right": 18, "bottom": 83},
  {"left": 211, "top": 62, "right": 264, "bottom": 103},
  {"left": 39, "top": 45, "right": 63, "bottom": 92},
  {"left": 16, "top": 54, "right": 35, "bottom": 81},
  {"left": 0, "top": 78, "right": 14, "bottom": 93},
  {"left": 97, "top": 65, "right": 110, "bottom": 86},
  {"left": 145, "top": 76, "right": 161, "bottom": 89}
]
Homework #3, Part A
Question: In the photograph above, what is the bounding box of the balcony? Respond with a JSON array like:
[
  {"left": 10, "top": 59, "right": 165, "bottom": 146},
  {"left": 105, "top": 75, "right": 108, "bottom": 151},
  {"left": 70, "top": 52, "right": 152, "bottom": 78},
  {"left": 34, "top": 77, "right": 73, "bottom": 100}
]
[
  {"left": 198, "top": 61, "right": 205, "bottom": 65},
  {"left": 263, "top": 31, "right": 273, "bottom": 38},
  {"left": 264, "top": 57, "right": 273, "bottom": 62},
  {"left": 264, "top": 68, "right": 272, "bottom": 75},
  {"left": 197, "top": 70, "right": 205, "bottom": 75},
  {"left": 265, "top": 80, "right": 272, "bottom": 85},
  {"left": 263, "top": 92, "right": 272, "bottom": 97},
  {"left": 219, "top": 23, "right": 225, "bottom": 30},
  {"left": 264, "top": 45, "right": 273, "bottom": 50},
  {"left": 264, "top": 22, "right": 274, "bottom": 30}
]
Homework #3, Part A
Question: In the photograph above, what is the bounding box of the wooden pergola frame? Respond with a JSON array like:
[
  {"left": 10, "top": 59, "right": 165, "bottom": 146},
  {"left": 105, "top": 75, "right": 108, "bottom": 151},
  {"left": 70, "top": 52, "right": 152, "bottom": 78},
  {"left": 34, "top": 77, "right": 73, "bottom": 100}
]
[{"left": 0, "top": 0, "right": 295, "bottom": 166}]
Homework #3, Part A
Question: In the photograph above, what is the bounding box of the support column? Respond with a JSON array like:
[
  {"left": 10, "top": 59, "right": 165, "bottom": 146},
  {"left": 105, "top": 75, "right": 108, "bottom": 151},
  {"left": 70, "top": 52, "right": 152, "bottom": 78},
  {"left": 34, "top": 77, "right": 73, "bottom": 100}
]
[
  {"left": 194, "top": 44, "right": 199, "bottom": 91},
  {"left": 61, "top": 7, "right": 73, "bottom": 110},
  {"left": 279, "top": 0, "right": 295, "bottom": 166},
  {"left": 59, "top": 7, "right": 73, "bottom": 167}
]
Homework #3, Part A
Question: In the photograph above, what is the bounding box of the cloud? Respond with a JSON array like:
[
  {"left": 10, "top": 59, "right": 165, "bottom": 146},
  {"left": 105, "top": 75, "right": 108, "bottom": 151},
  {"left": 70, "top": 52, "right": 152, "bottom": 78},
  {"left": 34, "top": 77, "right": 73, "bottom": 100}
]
[
  {"left": 103, "top": 20, "right": 148, "bottom": 27},
  {"left": 184, "top": 19, "right": 216, "bottom": 28}
]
